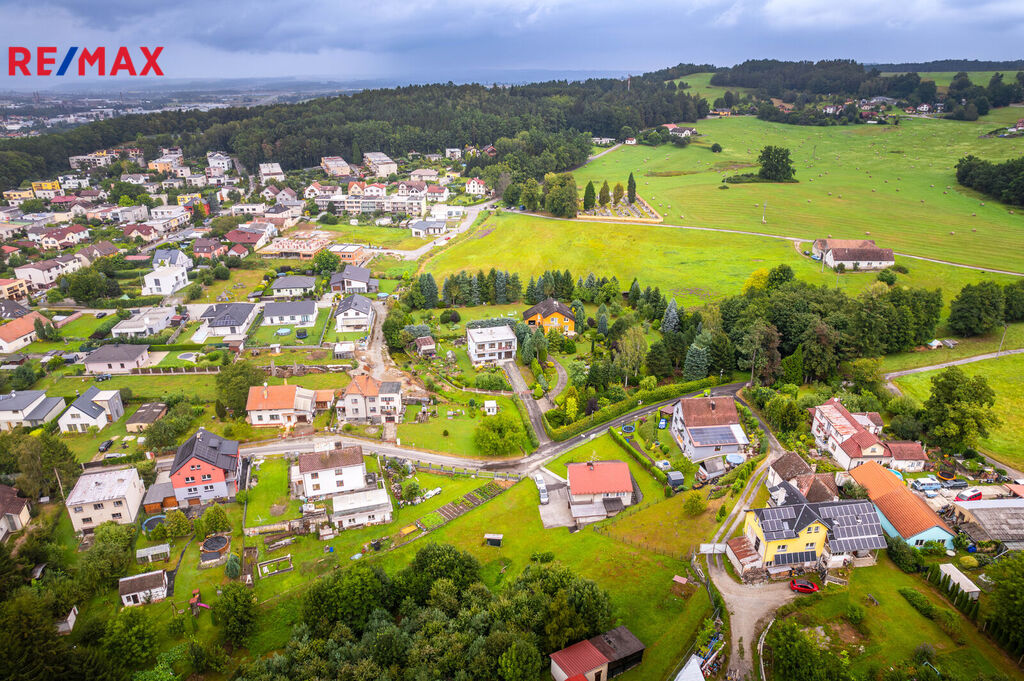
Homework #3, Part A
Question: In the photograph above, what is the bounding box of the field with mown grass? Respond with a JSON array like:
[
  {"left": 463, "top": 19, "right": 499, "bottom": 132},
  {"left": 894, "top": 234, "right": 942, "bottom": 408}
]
[
  {"left": 880, "top": 322, "right": 1024, "bottom": 372},
  {"left": 426, "top": 211, "right": 1015, "bottom": 310},
  {"left": 315, "top": 221, "right": 431, "bottom": 250},
  {"left": 397, "top": 390, "right": 521, "bottom": 457},
  {"left": 24, "top": 313, "right": 109, "bottom": 353},
  {"left": 250, "top": 308, "right": 331, "bottom": 346},
  {"left": 574, "top": 113, "right": 1024, "bottom": 272},
  {"left": 195, "top": 266, "right": 268, "bottom": 304},
  {"left": 894, "top": 353, "right": 1024, "bottom": 470}
]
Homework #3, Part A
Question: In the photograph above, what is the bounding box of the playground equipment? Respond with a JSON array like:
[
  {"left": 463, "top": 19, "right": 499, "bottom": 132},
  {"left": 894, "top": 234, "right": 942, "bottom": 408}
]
[{"left": 189, "top": 589, "right": 211, "bottom": 616}]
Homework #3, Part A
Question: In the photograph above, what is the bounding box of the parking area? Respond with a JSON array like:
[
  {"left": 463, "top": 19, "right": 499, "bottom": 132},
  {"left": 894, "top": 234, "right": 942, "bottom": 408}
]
[{"left": 917, "top": 483, "right": 1015, "bottom": 512}]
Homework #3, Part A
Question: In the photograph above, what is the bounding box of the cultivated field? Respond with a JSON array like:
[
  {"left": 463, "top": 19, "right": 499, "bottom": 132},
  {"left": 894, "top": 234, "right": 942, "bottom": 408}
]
[
  {"left": 427, "top": 211, "right": 1016, "bottom": 310},
  {"left": 574, "top": 114, "right": 1024, "bottom": 272},
  {"left": 894, "top": 353, "right": 1024, "bottom": 470}
]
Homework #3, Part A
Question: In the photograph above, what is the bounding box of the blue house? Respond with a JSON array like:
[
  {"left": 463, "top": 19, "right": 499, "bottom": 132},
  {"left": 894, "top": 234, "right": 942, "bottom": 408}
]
[{"left": 851, "top": 462, "right": 955, "bottom": 549}]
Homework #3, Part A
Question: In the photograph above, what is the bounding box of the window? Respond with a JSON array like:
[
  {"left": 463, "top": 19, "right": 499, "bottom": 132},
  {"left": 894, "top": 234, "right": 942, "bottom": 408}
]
[
  {"left": 805, "top": 542, "right": 816, "bottom": 551},
  {"left": 93, "top": 503, "right": 104, "bottom": 510},
  {"left": 114, "top": 500, "right": 123, "bottom": 507},
  {"left": 914, "top": 539, "right": 926, "bottom": 547},
  {"left": 190, "top": 464, "right": 200, "bottom": 470},
  {"left": 813, "top": 526, "right": 820, "bottom": 533},
  {"left": 310, "top": 472, "right": 319, "bottom": 479},
  {"left": 185, "top": 476, "right": 195, "bottom": 483},
  {"left": 312, "top": 484, "right": 320, "bottom": 491},
  {"left": 187, "top": 487, "right": 198, "bottom": 494},
  {"left": 368, "top": 515, "right": 375, "bottom": 521},
  {"left": 201, "top": 474, "right": 211, "bottom": 481},
  {"left": 776, "top": 544, "right": 788, "bottom": 553},
  {"left": 112, "top": 513, "right": 123, "bottom": 520},
  {"left": 73, "top": 506, "right": 83, "bottom": 513},
  {"left": 203, "top": 485, "right": 214, "bottom": 491},
  {"left": 82, "top": 517, "right": 93, "bottom": 524}
]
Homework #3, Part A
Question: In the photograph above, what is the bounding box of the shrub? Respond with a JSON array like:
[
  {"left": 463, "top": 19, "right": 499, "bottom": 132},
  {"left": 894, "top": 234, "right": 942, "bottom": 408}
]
[
  {"left": 683, "top": 490, "right": 707, "bottom": 516},
  {"left": 959, "top": 554, "right": 979, "bottom": 569},
  {"left": 887, "top": 534, "right": 925, "bottom": 573},
  {"left": 898, "top": 587, "right": 936, "bottom": 618},
  {"left": 845, "top": 603, "right": 865, "bottom": 625}
]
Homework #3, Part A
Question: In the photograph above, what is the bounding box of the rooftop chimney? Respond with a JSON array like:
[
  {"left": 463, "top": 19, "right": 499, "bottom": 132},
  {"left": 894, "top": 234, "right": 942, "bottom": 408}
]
[
  {"left": 710, "top": 399, "right": 716, "bottom": 411},
  {"left": 263, "top": 381, "right": 269, "bottom": 399}
]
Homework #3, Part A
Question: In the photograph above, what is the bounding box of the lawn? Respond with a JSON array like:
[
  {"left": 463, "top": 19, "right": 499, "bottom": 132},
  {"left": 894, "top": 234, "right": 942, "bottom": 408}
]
[
  {"left": 397, "top": 391, "right": 521, "bottom": 458},
  {"left": 246, "top": 457, "right": 301, "bottom": 526},
  {"left": 547, "top": 432, "right": 667, "bottom": 502},
  {"left": 797, "top": 554, "right": 1019, "bottom": 679},
  {"left": 37, "top": 371, "right": 220, "bottom": 402},
  {"left": 62, "top": 402, "right": 148, "bottom": 463},
  {"left": 427, "top": 211, "right": 1016, "bottom": 310},
  {"left": 250, "top": 308, "right": 331, "bottom": 346},
  {"left": 196, "top": 266, "right": 268, "bottom": 304},
  {"left": 24, "top": 313, "right": 109, "bottom": 352},
  {"left": 894, "top": 353, "right": 1024, "bottom": 470},
  {"left": 315, "top": 221, "right": 430, "bottom": 249},
  {"left": 573, "top": 113, "right": 1024, "bottom": 273},
  {"left": 880, "top": 322, "right": 1024, "bottom": 372}
]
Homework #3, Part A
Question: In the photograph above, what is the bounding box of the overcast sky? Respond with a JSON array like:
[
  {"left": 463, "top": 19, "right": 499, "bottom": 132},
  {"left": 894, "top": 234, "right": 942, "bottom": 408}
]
[{"left": 2, "top": 0, "right": 1023, "bottom": 89}]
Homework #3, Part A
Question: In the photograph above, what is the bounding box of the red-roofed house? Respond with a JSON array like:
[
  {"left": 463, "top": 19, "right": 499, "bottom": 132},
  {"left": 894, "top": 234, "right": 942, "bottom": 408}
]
[
  {"left": 884, "top": 441, "right": 929, "bottom": 473},
  {"left": 550, "top": 626, "right": 645, "bottom": 681},
  {"left": 465, "top": 177, "right": 487, "bottom": 196},
  {"left": 566, "top": 460, "right": 634, "bottom": 523},
  {"left": 123, "top": 223, "right": 160, "bottom": 243},
  {"left": 810, "top": 397, "right": 889, "bottom": 470}
]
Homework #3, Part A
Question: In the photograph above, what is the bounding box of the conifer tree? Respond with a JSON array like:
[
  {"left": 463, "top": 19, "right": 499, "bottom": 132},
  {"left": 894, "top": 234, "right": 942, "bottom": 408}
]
[
  {"left": 583, "top": 181, "right": 596, "bottom": 210},
  {"left": 661, "top": 299, "right": 680, "bottom": 333},
  {"left": 598, "top": 180, "right": 610, "bottom": 206},
  {"left": 627, "top": 172, "right": 636, "bottom": 203}
]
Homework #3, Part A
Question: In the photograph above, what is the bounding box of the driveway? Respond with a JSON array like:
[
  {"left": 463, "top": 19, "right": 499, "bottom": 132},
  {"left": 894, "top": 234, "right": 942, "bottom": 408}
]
[
  {"left": 503, "top": 361, "right": 551, "bottom": 445},
  {"left": 537, "top": 484, "right": 574, "bottom": 529}
]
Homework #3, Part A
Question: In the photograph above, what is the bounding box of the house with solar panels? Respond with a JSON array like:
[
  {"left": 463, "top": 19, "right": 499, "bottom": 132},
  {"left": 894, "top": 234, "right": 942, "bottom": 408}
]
[
  {"left": 727, "top": 481, "right": 886, "bottom": 579},
  {"left": 670, "top": 397, "right": 749, "bottom": 462}
]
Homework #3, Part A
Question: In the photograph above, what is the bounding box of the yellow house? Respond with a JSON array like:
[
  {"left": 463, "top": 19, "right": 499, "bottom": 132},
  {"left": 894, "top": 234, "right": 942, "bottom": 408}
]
[
  {"left": 31, "top": 180, "right": 61, "bottom": 193},
  {"left": 176, "top": 193, "right": 202, "bottom": 206},
  {"left": 523, "top": 298, "right": 576, "bottom": 336},
  {"left": 3, "top": 188, "right": 35, "bottom": 203},
  {"left": 743, "top": 509, "right": 828, "bottom": 567},
  {"left": 148, "top": 159, "right": 177, "bottom": 173},
  {"left": 0, "top": 278, "right": 29, "bottom": 300}
]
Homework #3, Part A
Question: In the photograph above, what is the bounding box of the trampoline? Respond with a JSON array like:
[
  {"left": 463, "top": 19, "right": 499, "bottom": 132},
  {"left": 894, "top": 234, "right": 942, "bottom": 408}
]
[
  {"left": 143, "top": 515, "right": 166, "bottom": 532},
  {"left": 621, "top": 425, "right": 635, "bottom": 434}
]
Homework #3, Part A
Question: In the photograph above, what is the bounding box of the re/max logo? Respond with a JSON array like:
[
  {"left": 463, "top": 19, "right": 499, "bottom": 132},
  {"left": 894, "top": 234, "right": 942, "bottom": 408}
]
[{"left": 7, "top": 47, "right": 164, "bottom": 76}]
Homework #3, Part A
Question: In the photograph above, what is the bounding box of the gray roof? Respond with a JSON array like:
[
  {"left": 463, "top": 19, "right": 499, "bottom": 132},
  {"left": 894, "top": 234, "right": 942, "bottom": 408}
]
[
  {"left": 142, "top": 481, "right": 174, "bottom": 505},
  {"left": 752, "top": 492, "right": 886, "bottom": 553},
  {"left": 336, "top": 294, "right": 373, "bottom": 316},
  {"left": 171, "top": 428, "right": 239, "bottom": 475},
  {"left": 152, "top": 249, "right": 189, "bottom": 267},
  {"left": 118, "top": 570, "right": 165, "bottom": 596},
  {"left": 270, "top": 275, "right": 315, "bottom": 290},
  {"left": 411, "top": 219, "right": 446, "bottom": 231},
  {"left": 264, "top": 300, "right": 316, "bottom": 318},
  {"left": 201, "top": 303, "right": 255, "bottom": 328},
  {"left": 69, "top": 386, "right": 105, "bottom": 419},
  {"left": 85, "top": 344, "right": 149, "bottom": 364},
  {"left": 341, "top": 264, "right": 371, "bottom": 283},
  {"left": 25, "top": 396, "right": 64, "bottom": 421},
  {"left": 0, "top": 390, "right": 47, "bottom": 412},
  {"left": 380, "top": 381, "right": 401, "bottom": 394},
  {"left": 128, "top": 402, "right": 166, "bottom": 425},
  {"left": 0, "top": 300, "right": 30, "bottom": 320}
]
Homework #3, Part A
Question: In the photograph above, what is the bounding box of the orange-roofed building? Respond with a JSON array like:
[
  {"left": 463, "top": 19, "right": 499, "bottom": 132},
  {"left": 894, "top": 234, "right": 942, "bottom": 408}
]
[
  {"left": 567, "top": 460, "right": 633, "bottom": 507},
  {"left": 550, "top": 626, "right": 645, "bottom": 681},
  {"left": 245, "top": 384, "right": 316, "bottom": 428},
  {"left": 338, "top": 375, "right": 403, "bottom": 424},
  {"left": 0, "top": 311, "right": 50, "bottom": 353},
  {"left": 850, "top": 461, "right": 955, "bottom": 549}
]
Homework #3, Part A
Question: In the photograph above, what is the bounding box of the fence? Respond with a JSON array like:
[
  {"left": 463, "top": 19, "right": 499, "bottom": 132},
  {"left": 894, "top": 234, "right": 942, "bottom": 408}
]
[
  {"left": 131, "top": 366, "right": 221, "bottom": 375},
  {"left": 410, "top": 461, "right": 521, "bottom": 481}
]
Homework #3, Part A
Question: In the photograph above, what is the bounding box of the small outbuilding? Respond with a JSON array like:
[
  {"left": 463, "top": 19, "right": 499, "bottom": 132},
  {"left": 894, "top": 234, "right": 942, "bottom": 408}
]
[
  {"left": 666, "top": 471, "right": 686, "bottom": 489},
  {"left": 127, "top": 402, "right": 167, "bottom": 433},
  {"left": 484, "top": 533, "right": 503, "bottom": 547},
  {"left": 938, "top": 563, "right": 981, "bottom": 600},
  {"left": 118, "top": 570, "right": 168, "bottom": 606},
  {"left": 550, "top": 626, "right": 645, "bottom": 681},
  {"left": 136, "top": 543, "right": 171, "bottom": 564}
]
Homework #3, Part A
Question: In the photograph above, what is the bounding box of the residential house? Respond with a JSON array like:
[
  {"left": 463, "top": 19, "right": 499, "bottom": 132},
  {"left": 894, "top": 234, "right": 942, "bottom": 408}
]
[
  {"left": 126, "top": 403, "right": 167, "bottom": 433},
  {"left": 293, "top": 445, "right": 366, "bottom": 499},
  {"left": 0, "top": 311, "right": 51, "bottom": 353},
  {"left": 149, "top": 205, "right": 190, "bottom": 228},
  {"left": 123, "top": 223, "right": 160, "bottom": 243},
  {"left": 396, "top": 181, "right": 426, "bottom": 197},
  {"left": 444, "top": 148, "right": 462, "bottom": 160},
  {"left": 523, "top": 298, "right": 576, "bottom": 335},
  {"left": 31, "top": 181, "right": 63, "bottom": 200},
  {"left": 425, "top": 185, "right": 450, "bottom": 202},
  {"left": 2, "top": 189, "right": 34, "bottom": 206},
  {"left": 334, "top": 294, "right": 375, "bottom": 332},
  {"left": 331, "top": 264, "right": 379, "bottom": 294},
  {"left": 152, "top": 248, "right": 193, "bottom": 270},
  {"left": 83, "top": 344, "right": 150, "bottom": 374},
  {"left": 566, "top": 460, "right": 635, "bottom": 524},
  {"left": 363, "top": 152, "right": 398, "bottom": 177},
  {"left": 142, "top": 266, "right": 189, "bottom": 297},
  {"left": 430, "top": 203, "right": 465, "bottom": 221},
  {"left": 329, "top": 244, "right": 366, "bottom": 265},
  {"left": 670, "top": 397, "right": 749, "bottom": 463},
  {"left": 321, "top": 156, "right": 351, "bottom": 176},
  {"left": 885, "top": 441, "right": 929, "bottom": 472},
  {"left": 465, "top": 177, "right": 487, "bottom": 195},
  {"left": 207, "top": 152, "right": 233, "bottom": 171},
  {"left": 951, "top": 498, "right": 1024, "bottom": 552},
  {"left": 39, "top": 225, "right": 90, "bottom": 250},
  {"left": 119, "top": 570, "right": 167, "bottom": 606},
  {"left": 624, "top": 137, "right": 637, "bottom": 145},
  {"left": 58, "top": 386, "right": 124, "bottom": 433},
  {"left": 0, "top": 485, "right": 31, "bottom": 542},
  {"left": 76, "top": 241, "right": 119, "bottom": 265},
  {"left": 269, "top": 275, "right": 316, "bottom": 298},
  {"left": 764, "top": 451, "right": 839, "bottom": 504},
  {"left": 260, "top": 185, "right": 298, "bottom": 202},
  {"left": 228, "top": 244, "right": 249, "bottom": 258},
  {"left": 258, "top": 162, "right": 285, "bottom": 184},
  {"left": 669, "top": 126, "right": 698, "bottom": 137},
  {"left": 0, "top": 279, "right": 28, "bottom": 301},
  {"left": 811, "top": 238, "right": 895, "bottom": 271},
  {"left": 363, "top": 183, "right": 387, "bottom": 197},
  {"left": 225, "top": 228, "right": 269, "bottom": 250},
  {"left": 263, "top": 300, "right": 317, "bottom": 327},
  {"left": 850, "top": 461, "right": 955, "bottom": 549},
  {"left": 0, "top": 391, "right": 66, "bottom": 431},
  {"left": 120, "top": 173, "right": 148, "bottom": 185},
  {"left": 170, "top": 428, "right": 241, "bottom": 504},
  {"left": 246, "top": 384, "right": 316, "bottom": 428},
  {"left": 192, "top": 238, "right": 227, "bottom": 260},
  {"left": 199, "top": 303, "right": 258, "bottom": 336},
  {"left": 0, "top": 299, "right": 29, "bottom": 318},
  {"left": 728, "top": 483, "right": 886, "bottom": 576},
  {"left": 229, "top": 203, "right": 268, "bottom": 217},
  {"left": 414, "top": 336, "right": 436, "bottom": 357},
  {"left": 410, "top": 168, "right": 439, "bottom": 182},
  {"left": 549, "top": 627, "right": 645, "bottom": 681},
  {"left": 466, "top": 325, "right": 517, "bottom": 366},
  {"left": 332, "top": 488, "right": 393, "bottom": 529},
  {"left": 69, "top": 150, "right": 117, "bottom": 169},
  {"left": 409, "top": 219, "right": 447, "bottom": 238},
  {"left": 66, "top": 467, "right": 145, "bottom": 533},
  {"left": 337, "top": 375, "right": 403, "bottom": 423},
  {"left": 259, "top": 236, "right": 330, "bottom": 259},
  {"left": 809, "top": 397, "right": 889, "bottom": 470},
  {"left": 111, "top": 307, "right": 175, "bottom": 339}
]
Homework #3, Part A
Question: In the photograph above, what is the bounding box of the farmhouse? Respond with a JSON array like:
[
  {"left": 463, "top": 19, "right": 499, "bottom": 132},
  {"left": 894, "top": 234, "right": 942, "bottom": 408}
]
[
  {"left": 170, "top": 428, "right": 242, "bottom": 504},
  {"left": 66, "top": 468, "right": 145, "bottom": 533},
  {"left": 338, "top": 375, "right": 403, "bottom": 423},
  {"left": 850, "top": 461, "right": 954, "bottom": 549},
  {"left": 466, "top": 325, "right": 517, "bottom": 366},
  {"left": 0, "top": 484, "right": 31, "bottom": 542},
  {"left": 332, "top": 488, "right": 393, "bottom": 529},
  {"left": 670, "top": 397, "right": 748, "bottom": 463},
  {"left": 335, "top": 294, "right": 375, "bottom": 332},
  {"left": 269, "top": 275, "right": 316, "bottom": 298},
  {"left": 83, "top": 344, "right": 150, "bottom": 374},
  {"left": 812, "top": 238, "right": 895, "bottom": 271},
  {"left": 294, "top": 445, "right": 366, "bottom": 499},
  {"left": 549, "top": 626, "right": 645, "bottom": 681},
  {"left": 263, "top": 300, "right": 317, "bottom": 327},
  {"left": 119, "top": 570, "right": 168, "bottom": 607},
  {"left": 0, "top": 391, "right": 66, "bottom": 431},
  {"left": 58, "top": 386, "right": 124, "bottom": 433},
  {"left": 246, "top": 384, "right": 316, "bottom": 428},
  {"left": 523, "top": 298, "right": 575, "bottom": 335}
]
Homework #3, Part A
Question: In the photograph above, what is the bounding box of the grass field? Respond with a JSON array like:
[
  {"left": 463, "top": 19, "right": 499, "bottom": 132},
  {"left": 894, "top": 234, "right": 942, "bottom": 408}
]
[
  {"left": 894, "top": 353, "right": 1024, "bottom": 470},
  {"left": 246, "top": 457, "right": 301, "bottom": 525},
  {"left": 38, "top": 371, "right": 220, "bottom": 402},
  {"left": 880, "top": 322, "right": 1024, "bottom": 372},
  {"left": 316, "top": 221, "right": 430, "bottom": 250},
  {"left": 573, "top": 114, "right": 1024, "bottom": 272},
  {"left": 250, "top": 308, "right": 330, "bottom": 346},
  {"left": 671, "top": 71, "right": 757, "bottom": 104},
  {"left": 427, "top": 211, "right": 1016, "bottom": 310},
  {"left": 24, "top": 313, "right": 109, "bottom": 352},
  {"left": 798, "top": 554, "right": 1019, "bottom": 678},
  {"left": 197, "top": 267, "right": 267, "bottom": 304},
  {"left": 62, "top": 402, "right": 148, "bottom": 462},
  {"left": 397, "top": 390, "right": 521, "bottom": 457}
]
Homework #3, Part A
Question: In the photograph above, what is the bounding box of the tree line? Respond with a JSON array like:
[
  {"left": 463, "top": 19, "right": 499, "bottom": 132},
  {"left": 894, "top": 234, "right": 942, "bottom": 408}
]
[{"left": 955, "top": 154, "right": 1024, "bottom": 207}]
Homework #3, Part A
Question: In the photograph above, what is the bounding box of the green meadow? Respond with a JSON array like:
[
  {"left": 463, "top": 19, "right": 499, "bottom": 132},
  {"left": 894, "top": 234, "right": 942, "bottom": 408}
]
[{"left": 574, "top": 114, "right": 1024, "bottom": 272}]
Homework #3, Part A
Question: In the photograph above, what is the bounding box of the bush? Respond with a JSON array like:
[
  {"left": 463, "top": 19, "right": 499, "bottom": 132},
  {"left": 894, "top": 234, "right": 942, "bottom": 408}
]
[
  {"left": 845, "top": 603, "right": 865, "bottom": 625},
  {"left": 609, "top": 427, "right": 667, "bottom": 483},
  {"left": 959, "top": 555, "right": 979, "bottom": 569},
  {"left": 683, "top": 490, "right": 707, "bottom": 516},
  {"left": 887, "top": 534, "right": 925, "bottom": 573},
  {"left": 898, "top": 587, "right": 936, "bottom": 618}
]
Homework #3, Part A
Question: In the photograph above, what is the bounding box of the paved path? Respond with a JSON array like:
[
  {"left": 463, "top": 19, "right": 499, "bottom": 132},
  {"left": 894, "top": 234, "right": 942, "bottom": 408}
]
[
  {"left": 381, "top": 199, "right": 497, "bottom": 261},
  {"left": 583, "top": 143, "right": 622, "bottom": 162},
  {"left": 882, "top": 347, "right": 1024, "bottom": 379},
  {"left": 503, "top": 361, "right": 552, "bottom": 445},
  {"left": 549, "top": 357, "right": 569, "bottom": 399}
]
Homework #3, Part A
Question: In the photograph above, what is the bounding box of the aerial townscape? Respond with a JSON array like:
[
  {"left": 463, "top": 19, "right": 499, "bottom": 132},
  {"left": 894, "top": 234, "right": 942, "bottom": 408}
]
[{"left": 2, "top": 7, "right": 1024, "bottom": 681}]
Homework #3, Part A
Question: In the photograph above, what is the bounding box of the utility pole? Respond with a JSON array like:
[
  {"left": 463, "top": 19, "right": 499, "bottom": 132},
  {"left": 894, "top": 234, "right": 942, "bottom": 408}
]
[{"left": 53, "top": 467, "right": 66, "bottom": 503}]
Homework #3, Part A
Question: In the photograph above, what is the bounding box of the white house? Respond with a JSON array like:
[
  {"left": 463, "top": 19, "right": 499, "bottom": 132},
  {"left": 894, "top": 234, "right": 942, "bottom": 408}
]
[
  {"left": 119, "top": 570, "right": 167, "bottom": 607},
  {"left": 332, "top": 488, "right": 393, "bottom": 529},
  {"left": 337, "top": 376, "right": 403, "bottom": 423},
  {"left": 111, "top": 307, "right": 174, "bottom": 339},
  {"left": 334, "top": 294, "right": 375, "bottom": 332},
  {"left": 294, "top": 445, "right": 367, "bottom": 499},
  {"left": 0, "top": 391, "right": 66, "bottom": 431},
  {"left": 430, "top": 204, "right": 465, "bottom": 221},
  {"left": 83, "top": 344, "right": 151, "bottom": 374},
  {"left": 269, "top": 275, "right": 316, "bottom": 298},
  {"left": 670, "top": 397, "right": 749, "bottom": 463},
  {"left": 58, "top": 386, "right": 124, "bottom": 433},
  {"left": 152, "top": 249, "right": 193, "bottom": 270},
  {"left": 142, "top": 266, "right": 189, "bottom": 297},
  {"left": 246, "top": 384, "right": 316, "bottom": 428},
  {"left": 207, "top": 152, "right": 233, "bottom": 171},
  {"left": 465, "top": 177, "right": 487, "bottom": 195},
  {"left": 466, "top": 325, "right": 517, "bottom": 366},
  {"left": 258, "top": 162, "right": 285, "bottom": 184},
  {"left": 199, "top": 303, "right": 258, "bottom": 337},
  {"left": 262, "top": 300, "right": 317, "bottom": 327},
  {"left": 363, "top": 152, "right": 398, "bottom": 177},
  {"left": 409, "top": 220, "right": 447, "bottom": 238},
  {"left": 810, "top": 398, "right": 889, "bottom": 470},
  {"left": 66, "top": 467, "right": 145, "bottom": 533},
  {"left": 444, "top": 148, "right": 462, "bottom": 160},
  {"left": 330, "top": 264, "right": 378, "bottom": 295}
]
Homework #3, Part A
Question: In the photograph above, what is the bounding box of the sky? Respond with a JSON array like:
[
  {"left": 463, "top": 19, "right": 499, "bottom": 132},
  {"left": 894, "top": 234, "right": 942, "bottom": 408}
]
[{"left": 1, "top": 0, "right": 1023, "bottom": 89}]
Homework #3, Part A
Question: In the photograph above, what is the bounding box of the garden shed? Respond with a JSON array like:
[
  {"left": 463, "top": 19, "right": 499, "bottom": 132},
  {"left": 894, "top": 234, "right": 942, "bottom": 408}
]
[
  {"left": 666, "top": 471, "right": 686, "bottom": 489},
  {"left": 484, "top": 533, "right": 503, "bottom": 547},
  {"left": 938, "top": 563, "right": 980, "bottom": 600},
  {"left": 136, "top": 543, "right": 171, "bottom": 564}
]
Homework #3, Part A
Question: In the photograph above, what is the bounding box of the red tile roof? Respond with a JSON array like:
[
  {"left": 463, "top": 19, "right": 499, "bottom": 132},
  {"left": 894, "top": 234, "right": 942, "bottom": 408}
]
[
  {"left": 677, "top": 397, "right": 740, "bottom": 427},
  {"left": 567, "top": 461, "right": 632, "bottom": 495},
  {"left": 343, "top": 374, "right": 380, "bottom": 397},
  {"left": 550, "top": 639, "right": 607, "bottom": 678},
  {"left": 850, "top": 462, "right": 952, "bottom": 539},
  {"left": 884, "top": 441, "right": 927, "bottom": 461},
  {"left": 0, "top": 311, "right": 48, "bottom": 344}
]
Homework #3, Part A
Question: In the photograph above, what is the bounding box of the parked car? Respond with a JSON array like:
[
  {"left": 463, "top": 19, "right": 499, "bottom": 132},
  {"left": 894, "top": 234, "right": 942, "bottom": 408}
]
[
  {"left": 95, "top": 312, "right": 107, "bottom": 319},
  {"left": 95, "top": 373, "right": 112, "bottom": 382},
  {"left": 956, "top": 489, "right": 983, "bottom": 502},
  {"left": 98, "top": 440, "right": 114, "bottom": 453},
  {"left": 789, "top": 579, "right": 819, "bottom": 594},
  {"left": 658, "top": 418, "right": 668, "bottom": 429},
  {"left": 942, "top": 479, "right": 969, "bottom": 490},
  {"left": 533, "top": 474, "right": 549, "bottom": 505}
]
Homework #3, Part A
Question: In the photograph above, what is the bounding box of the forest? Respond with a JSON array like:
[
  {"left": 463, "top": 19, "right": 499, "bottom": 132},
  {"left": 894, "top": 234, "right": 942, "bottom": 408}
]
[{"left": 956, "top": 155, "right": 1024, "bottom": 207}]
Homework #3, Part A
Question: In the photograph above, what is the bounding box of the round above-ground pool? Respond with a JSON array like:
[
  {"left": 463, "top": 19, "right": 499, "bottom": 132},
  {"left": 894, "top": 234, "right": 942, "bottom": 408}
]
[
  {"left": 143, "top": 515, "right": 165, "bottom": 532},
  {"left": 275, "top": 327, "right": 292, "bottom": 336},
  {"left": 889, "top": 469, "right": 904, "bottom": 481},
  {"left": 178, "top": 352, "right": 198, "bottom": 362},
  {"left": 200, "top": 534, "right": 230, "bottom": 563},
  {"left": 725, "top": 453, "right": 746, "bottom": 466},
  {"left": 621, "top": 425, "right": 635, "bottom": 434}
]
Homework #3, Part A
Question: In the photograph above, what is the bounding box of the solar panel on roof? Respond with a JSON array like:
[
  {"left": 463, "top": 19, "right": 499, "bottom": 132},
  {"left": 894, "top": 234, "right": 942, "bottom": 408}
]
[
  {"left": 689, "top": 425, "right": 743, "bottom": 446},
  {"left": 772, "top": 550, "right": 817, "bottom": 566}
]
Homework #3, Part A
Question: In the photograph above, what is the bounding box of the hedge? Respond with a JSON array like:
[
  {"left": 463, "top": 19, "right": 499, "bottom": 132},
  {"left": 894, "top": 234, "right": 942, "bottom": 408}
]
[
  {"left": 149, "top": 343, "right": 205, "bottom": 352},
  {"left": 609, "top": 427, "right": 668, "bottom": 483},
  {"left": 512, "top": 397, "right": 540, "bottom": 449},
  {"left": 545, "top": 377, "right": 718, "bottom": 441},
  {"left": 93, "top": 295, "right": 164, "bottom": 309}
]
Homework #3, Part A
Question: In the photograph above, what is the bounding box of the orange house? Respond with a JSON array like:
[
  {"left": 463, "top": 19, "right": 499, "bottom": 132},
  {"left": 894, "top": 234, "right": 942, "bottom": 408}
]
[{"left": 523, "top": 298, "right": 576, "bottom": 336}]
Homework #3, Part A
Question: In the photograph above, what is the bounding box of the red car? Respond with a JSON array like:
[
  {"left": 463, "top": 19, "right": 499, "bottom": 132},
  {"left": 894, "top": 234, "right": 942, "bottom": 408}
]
[
  {"left": 789, "top": 579, "right": 819, "bottom": 594},
  {"left": 956, "top": 489, "right": 983, "bottom": 502}
]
